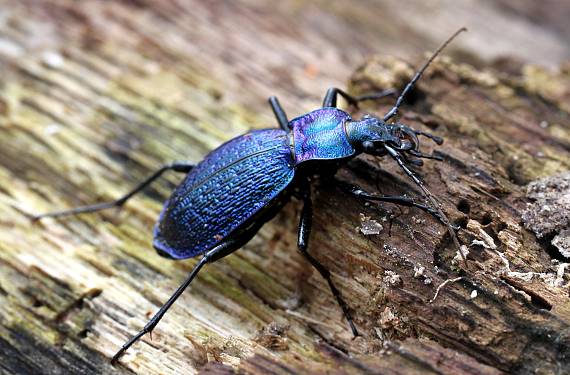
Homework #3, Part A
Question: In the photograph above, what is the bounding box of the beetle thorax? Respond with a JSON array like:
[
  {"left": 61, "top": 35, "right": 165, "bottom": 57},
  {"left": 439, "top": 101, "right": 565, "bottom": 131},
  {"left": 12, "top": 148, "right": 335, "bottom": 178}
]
[{"left": 290, "top": 108, "right": 356, "bottom": 165}]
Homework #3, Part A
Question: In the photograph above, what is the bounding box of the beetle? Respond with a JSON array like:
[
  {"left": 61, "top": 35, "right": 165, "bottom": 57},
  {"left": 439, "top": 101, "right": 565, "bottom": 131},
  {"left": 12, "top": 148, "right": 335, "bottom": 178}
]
[{"left": 30, "top": 28, "right": 466, "bottom": 362}]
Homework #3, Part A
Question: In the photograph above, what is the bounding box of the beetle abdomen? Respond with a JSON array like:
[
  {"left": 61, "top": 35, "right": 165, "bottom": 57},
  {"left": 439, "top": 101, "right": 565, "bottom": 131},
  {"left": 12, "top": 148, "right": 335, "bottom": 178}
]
[{"left": 154, "top": 129, "right": 295, "bottom": 259}]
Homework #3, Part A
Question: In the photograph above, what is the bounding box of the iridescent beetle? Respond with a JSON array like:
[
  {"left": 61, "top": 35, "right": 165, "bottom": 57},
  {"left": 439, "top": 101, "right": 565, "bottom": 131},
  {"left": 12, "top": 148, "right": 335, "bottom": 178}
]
[{"left": 31, "top": 28, "right": 466, "bottom": 362}]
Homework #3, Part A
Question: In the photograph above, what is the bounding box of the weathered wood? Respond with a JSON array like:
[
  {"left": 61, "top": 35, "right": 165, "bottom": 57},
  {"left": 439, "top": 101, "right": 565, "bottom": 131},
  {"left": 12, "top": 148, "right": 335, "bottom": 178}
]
[{"left": 0, "top": 1, "right": 569, "bottom": 374}]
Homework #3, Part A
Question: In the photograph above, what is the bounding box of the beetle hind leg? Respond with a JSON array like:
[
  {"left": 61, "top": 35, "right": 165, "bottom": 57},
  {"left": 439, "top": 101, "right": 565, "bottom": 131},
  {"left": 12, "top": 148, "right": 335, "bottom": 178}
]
[
  {"left": 112, "top": 224, "right": 261, "bottom": 364},
  {"left": 112, "top": 253, "right": 208, "bottom": 364}
]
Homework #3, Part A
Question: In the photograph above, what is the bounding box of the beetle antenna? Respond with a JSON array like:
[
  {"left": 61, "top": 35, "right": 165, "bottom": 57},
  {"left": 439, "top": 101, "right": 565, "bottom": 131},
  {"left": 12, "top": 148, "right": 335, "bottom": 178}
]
[
  {"left": 384, "top": 145, "right": 466, "bottom": 265},
  {"left": 415, "top": 130, "right": 444, "bottom": 145},
  {"left": 409, "top": 150, "right": 444, "bottom": 161},
  {"left": 383, "top": 27, "right": 467, "bottom": 122}
]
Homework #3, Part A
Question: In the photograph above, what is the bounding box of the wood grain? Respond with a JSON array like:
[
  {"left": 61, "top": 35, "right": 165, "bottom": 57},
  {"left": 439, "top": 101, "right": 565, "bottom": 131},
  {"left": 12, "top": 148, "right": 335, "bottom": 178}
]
[{"left": 0, "top": 1, "right": 569, "bottom": 374}]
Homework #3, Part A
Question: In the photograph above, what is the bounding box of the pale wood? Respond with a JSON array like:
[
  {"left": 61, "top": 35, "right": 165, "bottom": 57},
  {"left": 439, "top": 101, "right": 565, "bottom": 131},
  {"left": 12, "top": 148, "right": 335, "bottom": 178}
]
[{"left": 0, "top": 1, "right": 569, "bottom": 374}]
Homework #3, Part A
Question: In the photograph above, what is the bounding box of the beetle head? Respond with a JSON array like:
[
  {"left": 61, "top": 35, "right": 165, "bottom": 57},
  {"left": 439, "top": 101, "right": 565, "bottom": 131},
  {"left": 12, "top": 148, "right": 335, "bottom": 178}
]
[
  {"left": 383, "top": 123, "right": 420, "bottom": 152},
  {"left": 341, "top": 27, "right": 467, "bottom": 265},
  {"left": 345, "top": 116, "right": 443, "bottom": 165},
  {"left": 348, "top": 117, "right": 421, "bottom": 150}
]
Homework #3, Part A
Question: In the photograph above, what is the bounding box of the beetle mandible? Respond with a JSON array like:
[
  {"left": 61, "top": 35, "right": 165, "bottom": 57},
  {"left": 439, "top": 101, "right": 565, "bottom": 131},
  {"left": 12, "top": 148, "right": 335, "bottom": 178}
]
[{"left": 31, "top": 28, "right": 467, "bottom": 362}]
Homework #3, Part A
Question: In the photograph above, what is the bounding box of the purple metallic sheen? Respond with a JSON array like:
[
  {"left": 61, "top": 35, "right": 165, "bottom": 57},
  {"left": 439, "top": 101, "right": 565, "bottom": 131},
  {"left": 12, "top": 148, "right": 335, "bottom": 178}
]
[
  {"left": 153, "top": 129, "right": 295, "bottom": 259},
  {"left": 291, "top": 108, "right": 356, "bottom": 164}
]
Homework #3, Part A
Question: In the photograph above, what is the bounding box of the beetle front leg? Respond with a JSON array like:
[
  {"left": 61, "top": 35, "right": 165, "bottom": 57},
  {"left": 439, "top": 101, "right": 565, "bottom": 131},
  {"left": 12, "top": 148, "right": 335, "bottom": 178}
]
[
  {"left": 297, "top": 182, "right": 358, "bottom": 337},
  {"left": 336, "top": 180, "right": 457, "bottom": 229},
  {"left": 322, "top": 87, "right": 396, "bottom": 108},
  {"left": 268, "top": 96, "right": 290, "bottom": 132}
]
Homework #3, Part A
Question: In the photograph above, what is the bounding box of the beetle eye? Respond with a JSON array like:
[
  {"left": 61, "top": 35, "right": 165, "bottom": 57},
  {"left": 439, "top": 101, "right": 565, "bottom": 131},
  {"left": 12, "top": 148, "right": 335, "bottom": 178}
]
[{"left": 362, "top": 140, "right": 375, "bottom": 152}]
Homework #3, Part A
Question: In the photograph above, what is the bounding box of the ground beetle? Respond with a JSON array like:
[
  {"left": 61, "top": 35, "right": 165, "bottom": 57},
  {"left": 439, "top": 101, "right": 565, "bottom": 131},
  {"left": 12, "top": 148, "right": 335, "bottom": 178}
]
[{"left": 30, "top": 28, "right": 466, "bottom": 362}]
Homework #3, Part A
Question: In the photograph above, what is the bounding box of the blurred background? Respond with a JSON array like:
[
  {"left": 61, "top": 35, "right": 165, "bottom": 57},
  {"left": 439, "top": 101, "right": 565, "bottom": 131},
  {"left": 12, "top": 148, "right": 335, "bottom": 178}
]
[{"left": 0, "top": 0, "right": 569, "bottom": 119}]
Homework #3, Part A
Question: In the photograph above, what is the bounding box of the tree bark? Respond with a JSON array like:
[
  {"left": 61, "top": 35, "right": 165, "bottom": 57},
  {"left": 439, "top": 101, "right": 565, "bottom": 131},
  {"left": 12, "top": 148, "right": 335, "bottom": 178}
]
[{"left": 0, "top": 1, "right": 569, "bottom": 374}]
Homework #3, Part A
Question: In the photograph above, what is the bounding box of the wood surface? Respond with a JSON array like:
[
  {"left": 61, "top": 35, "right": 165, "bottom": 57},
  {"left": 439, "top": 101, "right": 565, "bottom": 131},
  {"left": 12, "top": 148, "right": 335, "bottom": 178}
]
[{"left": 0, "top": 1, "right": 569, "bottom": 374}]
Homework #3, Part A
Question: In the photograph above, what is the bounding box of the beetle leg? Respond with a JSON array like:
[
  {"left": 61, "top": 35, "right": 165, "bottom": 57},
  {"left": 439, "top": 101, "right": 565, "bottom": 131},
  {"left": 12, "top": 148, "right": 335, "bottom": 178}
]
[
  {"left": 297, "top": 181, "right": 359, "bottom": 337},
  {"left": 336, "top": 180, "right": 458, "bottom": 229},
  {"left": 112, "top": 224, "right": 260, "bottom": 364},
  {"left": 29, "top": 161, "right": 195, "bottom": 221},
  {"left": 112, "top": 254, "right": 208, "bottom": 364},
  {"left": 385, "top": 145, "right": 466, "bottom": 265},
  {"left": 268, "top": 96, "right": 290, "bottom": 132},
  {"left": 322, "top": 87, "right": 396, "bottom": 108}
]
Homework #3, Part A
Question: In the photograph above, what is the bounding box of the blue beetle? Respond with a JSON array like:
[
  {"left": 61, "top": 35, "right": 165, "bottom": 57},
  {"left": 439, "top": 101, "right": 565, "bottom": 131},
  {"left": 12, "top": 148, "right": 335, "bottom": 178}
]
[{"left": 32, "top": 28, "right": 466, "bottom": 362}]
